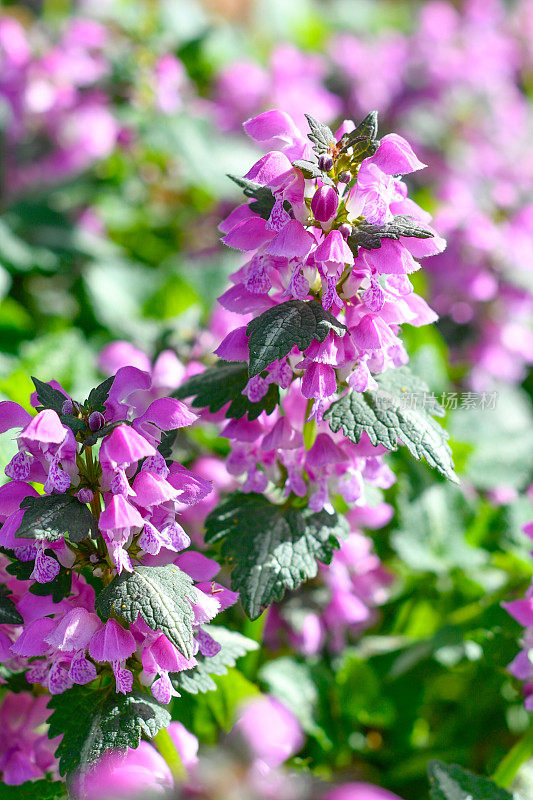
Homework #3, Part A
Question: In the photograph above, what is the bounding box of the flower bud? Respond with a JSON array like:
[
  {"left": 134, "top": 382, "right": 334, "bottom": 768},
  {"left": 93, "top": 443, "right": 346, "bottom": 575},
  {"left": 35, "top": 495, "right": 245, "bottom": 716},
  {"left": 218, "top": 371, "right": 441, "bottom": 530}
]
[
  {"left": 338, "top": 170, "right": 351, "bottom": 183},
  {"left": 311, "top": 185, "right": 338, "bottom": 224},
  {"left": 77, "top": 488, "right": 94, "bottom": 504},
  {"left": 61, "top": 399, "right": 74, "bottom": 415},
  {"left": 338, "top": 223, "right": 352, "bottom": 239},
  {"left": 318, "top": 153, "right": 334, "bottom": 172},
  {"left": 88, "top": 411, "right": 105, "bottom": 431}
]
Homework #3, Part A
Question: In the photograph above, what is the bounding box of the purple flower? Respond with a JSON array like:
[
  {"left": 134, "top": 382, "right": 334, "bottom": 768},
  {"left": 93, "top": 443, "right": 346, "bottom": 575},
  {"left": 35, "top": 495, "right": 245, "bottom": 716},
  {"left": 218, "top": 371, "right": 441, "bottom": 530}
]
[
  {"left": 311, "top": 185, "right": 339, "bottom": 223},
  {"left": 89, "top": 619, "right": 136, "bottom": 663}
]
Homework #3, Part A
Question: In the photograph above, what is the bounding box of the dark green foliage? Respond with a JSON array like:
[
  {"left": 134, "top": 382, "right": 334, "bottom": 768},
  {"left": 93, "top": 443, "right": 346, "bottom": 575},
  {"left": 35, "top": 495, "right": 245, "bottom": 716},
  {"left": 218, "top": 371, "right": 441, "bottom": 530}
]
[
  {"left": 324, "top": 366, "right": 457, "bottom": 481},
  {"left": 227, "top": 175, "right": 276, "bottom": 220},
  {"left": 48, "top": 685, "right": 170, "bottom": 777},
  {"left": 31, "top": 377, "right": 86, "bottom": 435},
  {"left": 174, "top": 360, "right": 279, "bottom": 420},
  {"left": 2, "top": 780, "right": 67, "bottom": 799},
  {"left": 246, "top": 299, "right": 347, "bottom": 377},
  {"left": 0, "top": 583, "right": 23, "bottom": 625},
  {"left": 339, "top": 110, "right": 380, "bottom": 161},
  {"left": 428, "top": 760, "right": 513, "bottom": 800},
  {"left": 84, "top": 376, "right": 114, "bottom": 413},
  {"left": 347, "top": 215, "right": 434, "bottom": 255},
  {"left": 17, "top": 494, "right": 98, "bottom": 544},
  {"left": 205, "top": 492, "right": 349, "bottom": 619},
  {"left": 29, "top": 562, "right": 73, "bottom": 604},
  {"left": 97, "top": 564, "right": 196, "bottom": 658}
]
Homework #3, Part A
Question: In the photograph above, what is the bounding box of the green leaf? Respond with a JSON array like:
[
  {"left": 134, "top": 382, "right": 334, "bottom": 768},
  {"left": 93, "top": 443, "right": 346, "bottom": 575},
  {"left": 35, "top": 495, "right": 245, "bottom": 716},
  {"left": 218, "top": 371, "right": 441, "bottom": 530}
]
[
  {"left": 347, "top": 215, "right": 434, "bottom": 255},
  {"left": 81, "top": 420, "right": 127, "bottom": 450},
  {"left": 174, "top": 361, "right": 279, "bottom": 420},
  {"left": 1, "top": 779, "right": 67, "bottom": 799},
  {"left": 30, "top": 378, "right": 86, "bottom": 435},
  {"left": 391, "top": 485, "right": 486, "bottom": 574},
  {"left": 292, "top": 159, "right": 335, "bottom": 185},
  {"left": 5, "top": 557, "right": 33, "bottom": 581},
  {"left": 97, "top": 564, "right": 196, "bottom": 658},
  {"left": 348, "top": 110, "right": 379, "bottom": 143},
  {"left": 427, "top": 760, "right": 513, "bottom": 800},
  {"left": 340, "top": 110, "right": 380, "bottom": 161},
  {"left": 260, "top": 656, "right": 323, "bottom": 740},
  {"left": 31, "top": 376, "right": 66, "bottom": 414},
  {"left": 292, "top": 159, "right": 323, "bottom": 179},
  {"left": 4, "top": 551, "right": 73, "bottom": 603},
  {"left": 305, "top": 114, "right": 336, "bottom": 155},
  {"left": 16, "top": 494, "right": 98, "bottom": 544},
  {"left": 0, "top": 583, "right": 22, "bottom": 625},
  {"left": 227, "top": 175, "right": 276, "bottom": 220},
  {"left": 171, "top": 625, "right": 259, "bottom": 694},
  {"left": 158, "top": 429, "right": 178, "bottom": 461},
  {"left": 84, "top": 376, "right": 114, "bottom": 413},
  {"left": 48, "top": 685, "right": 170, "bottom": 778},
  {"left": 205, "top": 493, "right": 348, "bottom": 619},
  {"left": 324, "top": 366, "right": 457, "bottom": 482},
  {"left": 246, "top": 299, "right": 347, "bottom": 377}
]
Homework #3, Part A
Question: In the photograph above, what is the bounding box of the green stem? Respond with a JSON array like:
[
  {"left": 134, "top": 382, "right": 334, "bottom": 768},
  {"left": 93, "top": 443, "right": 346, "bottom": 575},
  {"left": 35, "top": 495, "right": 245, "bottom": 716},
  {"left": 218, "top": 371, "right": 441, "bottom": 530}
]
[
  {"left": 153, "top": 728, "right": 187, "bottom": 783},
  {"left": 303, "top": 399, "right": 317, "bottom": 450},
  {"left": 241, "top": 612, "right": 267, "bottom": 680},
  {"left": 492, "top": 725, "right": 533, "bottom": 788}
]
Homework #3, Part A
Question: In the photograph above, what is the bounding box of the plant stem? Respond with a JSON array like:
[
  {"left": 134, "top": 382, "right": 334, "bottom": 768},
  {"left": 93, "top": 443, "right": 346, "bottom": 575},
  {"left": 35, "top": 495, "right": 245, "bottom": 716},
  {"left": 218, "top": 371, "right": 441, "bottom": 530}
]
[
  {"left": 492, "top": 725, "right": 533, "bottom": 788},
  {"left": 241, "top": 612, "right": 267, "bottom": 680},
  {"left": 153, "top": 728, "right": 187, "bottom": 783},
  {"left": 303, "top": 398, "right": 317, "bottom": 450}
]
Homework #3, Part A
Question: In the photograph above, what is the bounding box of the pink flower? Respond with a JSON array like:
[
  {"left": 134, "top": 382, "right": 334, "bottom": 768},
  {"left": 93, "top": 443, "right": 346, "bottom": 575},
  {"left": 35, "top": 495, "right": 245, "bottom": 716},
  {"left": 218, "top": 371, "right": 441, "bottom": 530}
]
[
  {"left": 368, "top": 133, "right": 426, "bottom": 176},
  {"left": 312, "top": 185, "right": 339, "bottom": 223},
  {"left": 0, "top": 693, "right": 58, "bottom": 785},
  {"left": 233, "top": 696, "right": 304, "bottom": 769},
  {"left": 323, "top": 784, "right": 405, "bottom": 800},
  {"left": 89, "top": 619, "right": 136, "bottom": 662}
]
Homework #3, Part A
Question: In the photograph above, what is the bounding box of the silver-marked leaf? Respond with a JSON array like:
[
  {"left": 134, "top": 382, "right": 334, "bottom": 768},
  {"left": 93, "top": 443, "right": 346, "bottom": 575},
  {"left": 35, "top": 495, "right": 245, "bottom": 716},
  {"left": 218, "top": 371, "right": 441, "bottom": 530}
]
[
  {"left": 0, "top": 583, "right": 22, "bottom": 625},
  {"left": 246, "top": 299, "right": 346, "bottom": 377},
  {"left": 205, "top": 493, "right": 349, "bottom": 619},
  {"left": 324, "top": 366, "right": 457, "bottom": 482},
  {"left": 97, "top": 564, "right": 196, "bottom": 658},
  {"left": 48, "top": 685, "right": 170, "bottom": 778},
  {"left": 292, "top": 159, "right": 334, "bottom": 185},
  {"left": 428, "top": 760, "right": 513, "bottom": 800},
  {"left": 17, "top": 494, "right": 99, "bottom": 544},
  {"left": 174, "top": 360, "right": 279, "bottom": 420},
  {"left": 305, "top": 114, "right": 336, "bottom": 155}
]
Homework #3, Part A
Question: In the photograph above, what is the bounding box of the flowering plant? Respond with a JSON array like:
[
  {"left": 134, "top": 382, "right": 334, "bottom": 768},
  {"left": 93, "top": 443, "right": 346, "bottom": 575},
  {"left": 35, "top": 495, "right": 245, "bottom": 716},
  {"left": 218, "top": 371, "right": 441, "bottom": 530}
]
[
  {"left": 0, "top": 369, "right": 246, "bottom": 789},
  {"left": 174, "top": 110, "right": 456, "bottom": 622},
  {"left": 2, "top": 3, "right": 533, "bottom": 792}
]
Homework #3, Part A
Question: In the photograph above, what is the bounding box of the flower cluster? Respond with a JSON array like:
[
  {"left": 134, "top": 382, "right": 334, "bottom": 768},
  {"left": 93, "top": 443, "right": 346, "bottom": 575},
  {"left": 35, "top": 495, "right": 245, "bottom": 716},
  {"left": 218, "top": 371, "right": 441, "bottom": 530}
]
[
  {"left": 97, "top": 336, "right": 394, "bottom": 652},
  {"left": 0, "top": 14, "right": 118, "bottom": 198},
  {"left": 0, "top": 369, "right": 236, "bottom": 716},
  {"left": 218, "top": 382, "right": 395, "bottom": 512},
  {"left": 218, "top": 109, "right": 443, "bottom": 423},
  {"left": 208, "top": 0, "right": 533, "bottom": 388},
  {"left": 328, "top": 0, "right": 533, "bottom": 387}
]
